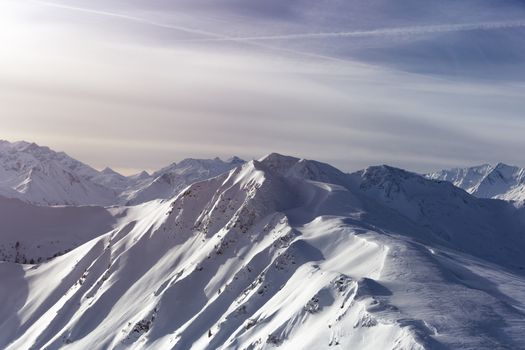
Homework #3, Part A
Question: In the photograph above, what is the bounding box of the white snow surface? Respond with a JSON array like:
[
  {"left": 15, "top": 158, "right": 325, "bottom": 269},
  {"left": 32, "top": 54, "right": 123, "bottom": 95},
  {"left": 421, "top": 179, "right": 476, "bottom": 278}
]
[
  {"left": 427, "top": 163, "right": 525, "bottom": 205},
  {"left": 1, "top": 152, "right": 524, "bottom": 349}
]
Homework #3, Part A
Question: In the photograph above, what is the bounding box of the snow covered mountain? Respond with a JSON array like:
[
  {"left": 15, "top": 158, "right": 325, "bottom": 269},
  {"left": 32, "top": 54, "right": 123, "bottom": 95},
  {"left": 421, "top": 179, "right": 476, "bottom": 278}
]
[
  {"left": 0, "top": 140, "right": 244, "bottom": 206},
  {"left": 120, "top": 157, "right": 245, "bottom": 205},
  {"left": 0, "top": 140, "right": 117, "bottom": 206},
  {"left": 426, "top": 163, "right": 525, "bottom": 204},
  {"left": 1, "top": 153, "right": 524, "bottom": 349}
]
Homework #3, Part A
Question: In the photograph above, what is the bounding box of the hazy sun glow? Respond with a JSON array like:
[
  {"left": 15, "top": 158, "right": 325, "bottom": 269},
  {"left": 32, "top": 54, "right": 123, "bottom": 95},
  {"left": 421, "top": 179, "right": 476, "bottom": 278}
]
[{"left": 2, "top": 0, "right": 525, "bottom": 174}]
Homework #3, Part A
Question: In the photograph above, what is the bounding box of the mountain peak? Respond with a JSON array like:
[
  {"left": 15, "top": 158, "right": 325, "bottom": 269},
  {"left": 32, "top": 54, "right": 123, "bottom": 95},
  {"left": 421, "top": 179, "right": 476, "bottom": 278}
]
[
  {"left": 0, "top": 140, "right": 116, "bottom": 205},
  {"left": 0, "top": 140, "right": 49, "bottom": 155},
  {"left": 259, "top": 153, "right": 301, "bottom": 172},
  {"left": 226, "top": 155, "right": 244, "bottom": 164},
  {"left": 260, "top": 152, "right": 299, "bottom": 163},
  {"left": 129, "top": 170, "right": 150, "bottom": 179},
  {"left": 350, "top": 163, "right": 474, "bottom": 208},
  {"left": 428, "top": 162, "right": 525, "bottom": 203},
  {"left": 355, "top": 164, "right": 419, "bottom": 186},
  {"left": 178, "top": 158, "right": 217, "bottom": 167},
  {"left": 101, "top": 167, "right": 121, "bottom": 176},
  {"left": 257, "top": 153, "right": 353, "bottom": 188},
  {"left": 122, "top": 156, "right": 245, "bottom": 205},
  {"left": 492, "top": 162, "right": 519, "bottom": 176}
]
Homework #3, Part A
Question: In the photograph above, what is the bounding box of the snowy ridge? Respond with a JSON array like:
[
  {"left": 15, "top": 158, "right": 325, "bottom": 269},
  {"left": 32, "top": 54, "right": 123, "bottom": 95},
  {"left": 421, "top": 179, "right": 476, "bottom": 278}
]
[
  {"left": 1, "top": 153, "right": 524, "bottom": 349},
  {"left": 427, "top": 163, "right": 525, "bottom": 204}
]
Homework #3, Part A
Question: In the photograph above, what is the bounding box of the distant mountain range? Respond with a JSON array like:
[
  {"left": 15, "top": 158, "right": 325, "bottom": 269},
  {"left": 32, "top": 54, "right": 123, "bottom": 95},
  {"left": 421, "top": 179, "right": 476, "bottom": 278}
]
[
  {"left": 2, "top": 140, "right": 524, "bottom": 208},
  {"left": 0, "top": 140, "right": 244, "bottom": 206},
  {"left": 426, "top": 163, "right": 525, "bottom": 204}
]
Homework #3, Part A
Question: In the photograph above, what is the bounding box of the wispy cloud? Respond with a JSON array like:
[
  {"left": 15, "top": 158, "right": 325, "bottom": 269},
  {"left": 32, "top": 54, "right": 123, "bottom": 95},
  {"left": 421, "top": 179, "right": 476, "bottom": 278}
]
[
  {"left": 2, "top": 0, "right": 525, "bottom": 173},
  {"left": 32, "top": 0, "right": 224, "bottom": 38},
  {"left": 30, "top": 0, "right": 356, "bottom": 64},
  {"left": 31, "top": 1, "right": 525, "bottom": 43}
]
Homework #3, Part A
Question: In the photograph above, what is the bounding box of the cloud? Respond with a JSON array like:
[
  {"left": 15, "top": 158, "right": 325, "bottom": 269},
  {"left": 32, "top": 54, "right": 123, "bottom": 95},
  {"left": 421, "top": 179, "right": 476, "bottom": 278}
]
[
  {"left": 34, "top": 1, "right": 525, "bottom": 42},
  {"left": 1, "top": 0, "right": 525, "bottom": 174},
  {"left": 31, "top": 0, "right": 225, "bottom": 39}
]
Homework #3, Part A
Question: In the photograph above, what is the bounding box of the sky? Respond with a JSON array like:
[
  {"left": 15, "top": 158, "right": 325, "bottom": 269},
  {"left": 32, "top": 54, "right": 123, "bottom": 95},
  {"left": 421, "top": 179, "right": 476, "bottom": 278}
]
[{"left": 1, "top": 0, "right": 525, "bottom": 175}]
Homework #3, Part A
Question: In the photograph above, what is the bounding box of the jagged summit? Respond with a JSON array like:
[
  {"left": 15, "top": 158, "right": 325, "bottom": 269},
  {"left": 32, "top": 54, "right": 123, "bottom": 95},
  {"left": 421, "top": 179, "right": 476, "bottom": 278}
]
[
  {"left": 154, "top": 157, "right": 245, "bottom": 177},
  {"left": 0, "top": 140, "right": 113, "bottom": 205},
  {"left": 258, "top": 153, "right": 350, "bottom": 187},
  {"left": 426, "top": 164, "right": 492, "bottom": 192},
  {"left": 353, "top": 164, "right": 419, "bottom": 184},
  {"left": 120, "top": 156, "right": 246, "bottom": 205},
  {"left": 349, "top": 164, "right": 464, "bottom": 199},
  {"left": 490, "top": 163, "right": 524, "bottom": 182},
  {"left": 259, "top": 152, "right": 299, "bottom": 163},
  {"left": 226, "top": 156, "right": 245, "bottom": 164},
  {"left": 128, "top": 170, "right": 150, "bottom": 180},
  {"left": 100, "top": 167, "right": 122, "bottom": 176}
]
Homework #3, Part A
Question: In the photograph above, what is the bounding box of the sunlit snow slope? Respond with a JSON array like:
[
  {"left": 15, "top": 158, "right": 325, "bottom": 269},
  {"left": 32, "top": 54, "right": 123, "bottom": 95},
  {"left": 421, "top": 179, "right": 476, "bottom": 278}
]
[{"left": 1, "top": 154, "right": 524, "bottom": 350}]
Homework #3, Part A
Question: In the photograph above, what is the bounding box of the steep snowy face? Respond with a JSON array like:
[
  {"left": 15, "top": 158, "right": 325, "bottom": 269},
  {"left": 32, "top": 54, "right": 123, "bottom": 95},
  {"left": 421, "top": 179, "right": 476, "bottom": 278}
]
[
  {"left": 0, "top": 141, "right": 117, "bottom": 206},
  {"left": 120, "top": 157, "right": 245, "bottom": 205},
  {"left": 427, "top": 163, "right": 525, "bottom": 203},
  {"left": 2, "top": 154, "right": 525, "bottom": 350},
  {"left": 350, "top": 165, "right": 525, "bottom": 270}
]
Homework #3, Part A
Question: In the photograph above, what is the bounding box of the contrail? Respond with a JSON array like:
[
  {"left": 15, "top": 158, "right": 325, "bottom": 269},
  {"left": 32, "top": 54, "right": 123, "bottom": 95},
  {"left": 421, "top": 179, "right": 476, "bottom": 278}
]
[
  {"left": 32, "top": 0, "right": 525, "bottom": 44},
  {"left": 31, "top": 0, "right": 228, "bottom": 40},
  {"left": 29, "top": 0, "right": 354, "bottom": 64},
  {"left": 174, "top": 20, "right": 525, "bottom": 42},
  {"left": 29, "top": 0, "right": 525, "bottom": 67}
]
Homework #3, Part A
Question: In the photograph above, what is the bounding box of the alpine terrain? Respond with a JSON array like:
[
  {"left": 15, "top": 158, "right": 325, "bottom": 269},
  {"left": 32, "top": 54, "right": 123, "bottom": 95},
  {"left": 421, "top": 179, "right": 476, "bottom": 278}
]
[
  {"left": 0, "top": 147, "right": 524, "bottom": 350},
  {"left": 427, "top": 163, "right": 525, "bottom": 205},
  {"left": 0, "top": 140, "right": 244, "bottom": 206}
]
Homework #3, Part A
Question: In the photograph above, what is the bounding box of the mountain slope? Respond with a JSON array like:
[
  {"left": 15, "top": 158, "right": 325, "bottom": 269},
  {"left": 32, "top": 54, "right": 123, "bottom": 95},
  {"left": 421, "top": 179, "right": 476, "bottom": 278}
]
[
  {"left": 1, "top": 154, "right": 524, "bottom": 349},
  {"left": 427, "top": 163, "right": 525, "bottom": 204},
  {"left": 0, "top": 195, "right": 117, "bottom": 264}
]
